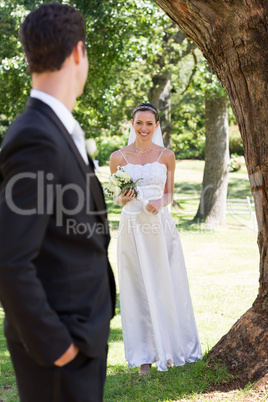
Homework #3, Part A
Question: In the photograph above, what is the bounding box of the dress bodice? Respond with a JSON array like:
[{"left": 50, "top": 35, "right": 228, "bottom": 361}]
[
  {"left": 122, "top": 162, "right": 167, "bottom": 213},
  {"left": 123, "top": 162, "right": 167, "bottom": 189}
]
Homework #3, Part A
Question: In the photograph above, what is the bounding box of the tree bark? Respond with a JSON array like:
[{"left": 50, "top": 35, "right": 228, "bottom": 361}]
[
  {"left": 159, "top": 78, "right": 172, "bottom": 148},
  {"left": 149, "top": 72, "right": 172, "bottom": 148},
  {"left": 153, "top": 0, "right": 268, "bottom": 383},
  {"left": 194, "top": 95, "right": 229, "bottom": 226}
]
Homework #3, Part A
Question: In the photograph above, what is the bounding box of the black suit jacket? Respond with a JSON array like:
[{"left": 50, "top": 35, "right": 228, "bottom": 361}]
[{"left": 0, "top": 98, "right": 116, "bottom": 366}]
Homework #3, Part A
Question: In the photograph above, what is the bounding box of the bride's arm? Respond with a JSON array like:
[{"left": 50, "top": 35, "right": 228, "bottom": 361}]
[
  {"left": 146, "top": 150, "right": 175, "bottom": 213},
  {"left": 109, "top": 151, "right": 135, "bottom": 206},
  {"left": 162, "top": 149, "right": 176, "bottom": 206}
]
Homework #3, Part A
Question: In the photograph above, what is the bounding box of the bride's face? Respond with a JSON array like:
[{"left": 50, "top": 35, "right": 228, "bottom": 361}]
[{"left": 132, "top": 111, "right": 159, "bottom": 142}]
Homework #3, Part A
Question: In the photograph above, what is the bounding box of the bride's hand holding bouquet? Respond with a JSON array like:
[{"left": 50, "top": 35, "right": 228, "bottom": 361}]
[
  {"left": 104, "top": 166, "right": 142, "bottom": 206},
  {"left": 117, "top": 188, "right": 136, "bottom": 206}
]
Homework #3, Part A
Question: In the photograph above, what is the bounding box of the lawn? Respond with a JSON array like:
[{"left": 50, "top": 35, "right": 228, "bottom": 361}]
[{"left": 0, "top": 160, "right": 261, "bottom": 402}]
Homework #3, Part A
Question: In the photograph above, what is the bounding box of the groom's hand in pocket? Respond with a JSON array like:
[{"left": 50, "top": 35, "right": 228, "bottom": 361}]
[{"left": 54, "top": 343, "right": 79, "bottom": 367}]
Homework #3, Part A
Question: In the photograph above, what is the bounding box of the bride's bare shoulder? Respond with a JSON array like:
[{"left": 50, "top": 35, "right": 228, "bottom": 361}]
[
  {"left": 110, "top": 146, "right": 132, "bottom": 170},
  {"left": 110, "top": 150, "right": 123, "bottom": 165},
  {"left": 156, "top": 146, "right": 174, "bottom": 157},
  {"left": 162, "top": 148, "right": 175, "bottom": 167},
  {"left": 163, "top": 148, "right": 175, "bottom": 158}
]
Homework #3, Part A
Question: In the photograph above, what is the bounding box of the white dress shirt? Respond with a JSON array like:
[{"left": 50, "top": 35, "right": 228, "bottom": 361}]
[{"left": 30, "top": 89, "right": 89, "bottom": 164}]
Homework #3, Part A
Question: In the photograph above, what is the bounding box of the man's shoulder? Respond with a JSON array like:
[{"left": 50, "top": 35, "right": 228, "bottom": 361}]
[
  {"left": 0, "top": 103, "right": 65, "bottom": 171},
  {"left": 12, "top": 99, "right": 57, "bottom": 129},
  {"left": 3, "top": 101, "right": 61, "bottom": 145}
]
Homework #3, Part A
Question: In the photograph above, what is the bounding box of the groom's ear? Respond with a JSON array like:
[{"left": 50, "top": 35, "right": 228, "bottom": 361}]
[{"left": 72, "top": 41, "right": 84, "bottom": 65}]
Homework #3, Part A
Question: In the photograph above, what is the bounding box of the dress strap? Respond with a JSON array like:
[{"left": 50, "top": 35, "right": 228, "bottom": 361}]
[
  {"left": 119, "top": 149, "right": 129, "bottom": 164},
  {"left": 156, "top": 148, "right": 166, "bottom": 162}
]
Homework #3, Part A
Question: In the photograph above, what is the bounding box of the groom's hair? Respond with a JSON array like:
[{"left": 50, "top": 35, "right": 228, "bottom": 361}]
[{"left": 20, "top": 3, "right": 86, "bottom": 73}]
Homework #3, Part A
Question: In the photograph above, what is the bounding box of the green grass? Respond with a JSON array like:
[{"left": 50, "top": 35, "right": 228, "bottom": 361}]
[
  {"left": 0, "top": 161, "right": 260, "bottom": 401},
  {"left": 104, "top": 356, "right": 233, "bottom": 401}
]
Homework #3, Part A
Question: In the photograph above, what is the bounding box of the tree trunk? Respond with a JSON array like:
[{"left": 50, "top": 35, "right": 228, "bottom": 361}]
[
  {"left": 153, "top": 0, "right": 268, "bottom": 383},
  {"left": 159, "top": 78, "right": 172, "bottom": 148},
  {"left": 149, "top": 73, "right": 172, "bottom": 148},
  {"left": 149, "top": 28, "right": 195, "bottom": 148},
  {"left": 194, "top": 95, "right": 229, "bottom": 226}
]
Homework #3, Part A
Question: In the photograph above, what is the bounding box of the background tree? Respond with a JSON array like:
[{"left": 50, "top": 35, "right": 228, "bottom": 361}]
[
  {"left": 153, "top": 0, "right": 268, "bottom": 383},
  {"left": 194, "top": 64, "right": 229, "bottom": 226}
]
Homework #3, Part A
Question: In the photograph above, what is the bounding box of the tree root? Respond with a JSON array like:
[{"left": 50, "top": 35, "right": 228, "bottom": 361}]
[{"left": 208, "top": 305, "right": 268, "bottom": 383}]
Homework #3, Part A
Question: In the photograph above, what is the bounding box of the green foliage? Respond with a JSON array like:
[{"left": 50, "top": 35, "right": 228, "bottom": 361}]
[
  {"left": 72, "top": 0, "right": 171, "bottom": 131},
  {"left": 0, "top": 1, "right": 31, "bottom": 135},
  {"left": 170, "top": 51, "right": 206, "bottom": 158},
  {"left": 173, "top": 129, "right": 205, "bottom": 159},
  {"left": 194, "top": 60, "right": 228, "bottom": 100},
  {"left": 0, "top": 0, "right": 238, "bottom": 161},
  {"left": 96, "top": 131, "right": 128, "bottom": 166}
]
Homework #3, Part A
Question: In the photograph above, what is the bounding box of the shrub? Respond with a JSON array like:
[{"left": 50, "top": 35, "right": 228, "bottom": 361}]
[
  {"left": 96, "top": 131, "right": 128, "bottom": 166},
  {"left": 172, "top": 130, "right": 205, "bottom": 159},
  {"left": 229, "top": 153, "right": 245, "bottom": 172},
  {"left": 229, "top": 125, "right": 244, "bottom": 155}
]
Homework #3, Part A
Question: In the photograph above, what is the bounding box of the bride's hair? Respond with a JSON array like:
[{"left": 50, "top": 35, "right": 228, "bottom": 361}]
[{"left": 132, "top": 103, "right": 160, "bottom": 122}]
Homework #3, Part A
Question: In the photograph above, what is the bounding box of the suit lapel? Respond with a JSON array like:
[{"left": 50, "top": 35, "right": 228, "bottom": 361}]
[{"left": 26, "top": 98, "right": 108, "bottom": 225}]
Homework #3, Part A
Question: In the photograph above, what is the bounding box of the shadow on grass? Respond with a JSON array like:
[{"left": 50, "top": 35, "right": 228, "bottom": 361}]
[
  {"left": 227, "top": 178, "right": 251, "bottom": 199},
  {"left": 173, "top": 177, "right": 251, "bottom": 202},
  {"left": 174, "top": 182, "right": 202, "bottom": 194},
  {"left": 104, "top": 356, "right": 234, "bottom": 401},
  {"left": 113, "top": 292, "right": 121, "bottom": 316},
  {"left": 170, "top": 212, "right": 215, "bottom": 233}
]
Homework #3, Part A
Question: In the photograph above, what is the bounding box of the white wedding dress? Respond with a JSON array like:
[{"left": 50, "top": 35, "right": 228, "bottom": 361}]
[{"left": 117, "top": 149, "right": 202, "bottom": 371}]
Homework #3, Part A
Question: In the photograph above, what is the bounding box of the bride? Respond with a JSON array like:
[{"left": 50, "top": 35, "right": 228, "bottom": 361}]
[{"left": 110, "top": 103, "right": 202, "bottom": 375}]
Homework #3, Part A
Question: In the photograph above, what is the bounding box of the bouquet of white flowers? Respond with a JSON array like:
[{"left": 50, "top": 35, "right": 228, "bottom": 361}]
[{"left": 104, "top": 166, "right": 142, "bottom": 197}]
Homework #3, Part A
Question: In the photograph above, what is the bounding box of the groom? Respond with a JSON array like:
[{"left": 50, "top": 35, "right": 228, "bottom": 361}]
[{"left": 0, "top": 3, "right": 115, "bottom": 401}]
